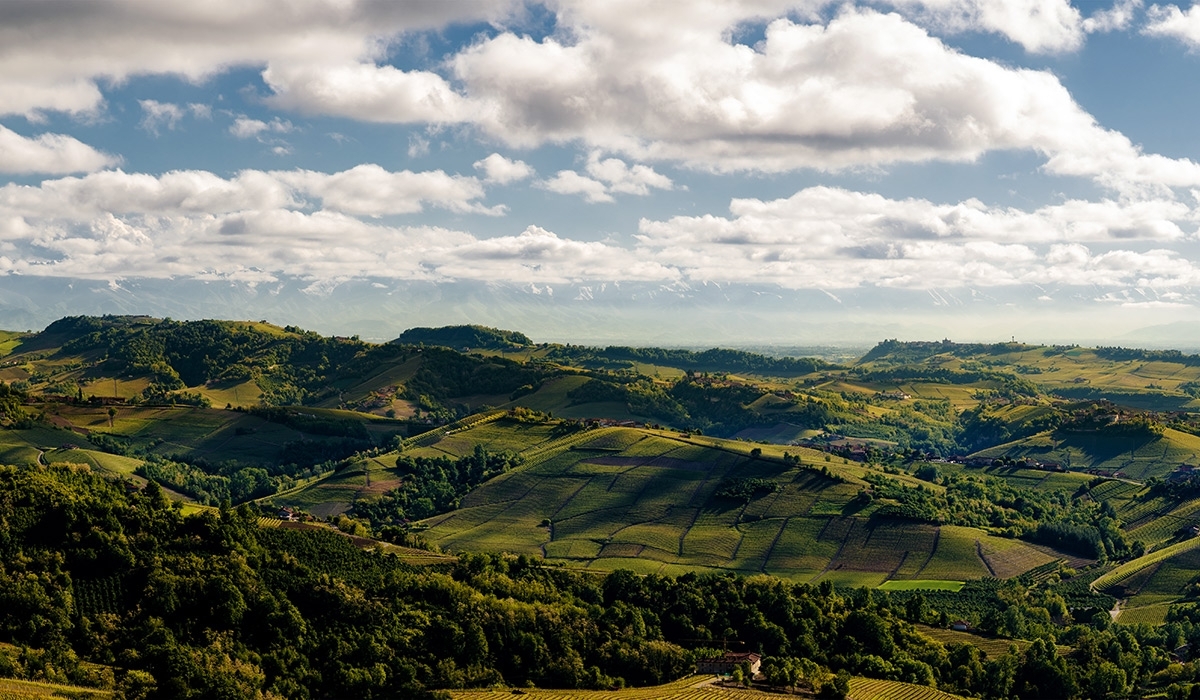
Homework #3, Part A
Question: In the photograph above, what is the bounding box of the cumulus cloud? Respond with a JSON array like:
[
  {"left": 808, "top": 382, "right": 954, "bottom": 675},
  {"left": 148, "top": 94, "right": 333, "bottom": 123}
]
[
  {"left": 138, "top": 100, "right": 210, "bottom": 135},
  {"left": 540, "top": 171, "right": 613, "bottom": 203},
  {"left": 0, "top": 125, "right": 118, "bottom": 175},
  {"left": 0, "top": 1, "right": 507, "bottom": 118},
  {"left": 0, "top": 163, "right": 513, "bottom": 281},
  {"left": 540, "top": 154, "right": 673, "bottom": 202},
  {"left": 1083, "top": 0, "right": 1143, "bottom": 33},
  {"left": 1144, "top": 3, "right": 1200, "bottom": 47},
  {"left": 445, "top": 5, "right": 1200, "bottom": 192},
  {"left": 229, "top": 116, "right": 294, "bottom": 139},
  {"left": 262, "top": 63, "right": 471, "bottom": 124},
  {"left": 2, "top": 1, "right": 1192, "bottom": 195},
  {"left": 0, "top": 165, "right": 503, "bottom": 221},
  {"left": 138, "top": 100, "right": 186, "bottom": 135},
  {"left": 273, "top": 164, "right": 502, "bottom": 216},
  {"left": 473, "top": 153, "right": 534, "bottom": 185},
  {"left": 888, "top": 0, "right": 1084, "bottom": 52},
  {"left": 0, "top": 165, "right": 665, "bottom": 285},
  {"left": 584, "top": 153, "right": 673, "bottom": 196}
]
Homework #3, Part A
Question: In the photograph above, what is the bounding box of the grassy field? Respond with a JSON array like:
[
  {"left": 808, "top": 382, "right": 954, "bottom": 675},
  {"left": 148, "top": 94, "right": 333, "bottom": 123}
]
[{"left": 0, "top": 677, "right": 112, "bottom": 698}]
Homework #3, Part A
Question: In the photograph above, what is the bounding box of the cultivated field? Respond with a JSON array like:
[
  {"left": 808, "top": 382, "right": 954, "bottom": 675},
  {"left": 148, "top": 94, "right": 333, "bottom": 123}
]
[
  {"left": 405, "top": 422, "right": 1067, "bottom": 582},
  {"left": 1093, "top": 537, "right": 1200, "bottom": 592},
  {"left": 449, "top": 677, "right": 758, "bottom": 700},
  {"left": 847, "top": 677, "right": 965, "bottom": 700},
  {"left": 448, "top": 676, "right": 964, "bottom": 700},
  {"left": 974, "top": 427, "right": 1200, "bottom": 481}
]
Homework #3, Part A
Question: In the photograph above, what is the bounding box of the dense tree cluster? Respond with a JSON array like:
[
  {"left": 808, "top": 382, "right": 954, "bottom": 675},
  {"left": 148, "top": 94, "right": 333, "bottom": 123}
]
[
  {"left": 863, "top": 472, "right": 1132, "bottom": 559},
  {"left": 352, "top": 446, "right": 522, "bottom": 524},
  {"left": 394, "top": 325, "right": 533, "bottom": 349}
]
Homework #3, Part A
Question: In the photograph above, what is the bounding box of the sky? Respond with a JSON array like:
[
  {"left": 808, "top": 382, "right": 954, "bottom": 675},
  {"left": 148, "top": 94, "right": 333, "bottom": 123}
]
[{"left": 5, "top": 0, "right": 1200, "bottom": 346}]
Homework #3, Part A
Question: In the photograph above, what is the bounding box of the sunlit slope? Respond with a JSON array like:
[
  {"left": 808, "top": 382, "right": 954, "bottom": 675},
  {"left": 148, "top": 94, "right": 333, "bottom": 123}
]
[
  {"left": 972, "top": 427, "right": 1200, "bottom": 480},
  {"left": 410, "top": 422, "right": 1062, "bottom": 583},
  {"left": 1089, "top": 537, "right": 1200, "bottom": 625}
]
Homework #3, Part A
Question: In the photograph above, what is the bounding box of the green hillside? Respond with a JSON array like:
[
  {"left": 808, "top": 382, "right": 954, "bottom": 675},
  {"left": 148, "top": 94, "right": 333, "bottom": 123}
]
[
  {"left": 972, "top": 426, "right": 1200, "bottom": 480},
  {"left": 267, "top": 417, "right": 1078, "bottom": 584}
]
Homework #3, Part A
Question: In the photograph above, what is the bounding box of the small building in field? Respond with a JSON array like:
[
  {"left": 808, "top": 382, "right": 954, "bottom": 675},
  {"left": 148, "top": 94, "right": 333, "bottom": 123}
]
[
  {"left": 696, "top": 652, "right": 761, "bottom": 676},
  {"left": 951, "top": 620, "right": 972, "bottom": 632}
]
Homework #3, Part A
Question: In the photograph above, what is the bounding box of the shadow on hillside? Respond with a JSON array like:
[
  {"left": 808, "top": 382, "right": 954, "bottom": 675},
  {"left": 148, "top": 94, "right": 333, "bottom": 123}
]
[{"left": 1052, "top": 431, "right": 1159, "bottom": 466}]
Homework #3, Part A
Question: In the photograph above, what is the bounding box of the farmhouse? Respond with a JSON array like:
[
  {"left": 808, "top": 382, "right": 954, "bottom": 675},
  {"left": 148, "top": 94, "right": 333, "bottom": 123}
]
[{"left": 696, "top": 651, "right": 761, "bottom": 676}]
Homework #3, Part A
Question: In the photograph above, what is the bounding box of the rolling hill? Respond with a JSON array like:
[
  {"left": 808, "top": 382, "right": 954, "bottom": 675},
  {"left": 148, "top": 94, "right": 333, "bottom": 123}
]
[{"left": 271, "top": 417, "right": 1077, "bottom": 585}]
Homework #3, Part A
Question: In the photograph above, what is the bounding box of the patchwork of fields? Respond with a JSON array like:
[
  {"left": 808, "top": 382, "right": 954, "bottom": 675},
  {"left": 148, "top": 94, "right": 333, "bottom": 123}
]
[{"left": 413, "top": 424, "right": 1065, "bottom": 583}]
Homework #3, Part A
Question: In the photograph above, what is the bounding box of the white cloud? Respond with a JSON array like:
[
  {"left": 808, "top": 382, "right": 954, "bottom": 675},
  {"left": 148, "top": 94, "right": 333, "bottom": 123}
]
[
  {"left": 584, "top": 152, "right": 673, "bottom": 196},
  {"left": 408, "top": 135, "right": 431, "bottom": 159},
  {"left": 1083, "top": 0, "right": 1142, "bottom": 33},
  {"left": 473, "top": 153, "right": 534, "bottom": 185},
  {"left": 447, "top": 5, "right": 1200, "bottom": 192},
  {"left": 229, "top": 116, "right": 294, "bottom": 139},
  {"left": 273, "top": 164, "right": 501, "bottom": 216},
  {"left": 0, "top": 125, "right": 118, "bottom": 175},
  {"left": 539, "top": 171, "right": 613, "bottom": 203},
  {"left": 1144, "top": 3, "right": 1200, "bottom": 47},
  {"left": 3, "top": 1, "right": 1191, "bottom": 195},
  {"left": 0, "top": 164, "right": 502, "bottom": 219},
  {"left": 262, "top": 62, "right": 470, "bottom": 123},
  {"left": 633, "top": 186, "right": 1200, "bottom": 289},
  {"left": 888, "top": 0, "right": 1084, "bottom": 52},
  {"left": 540, "top": 154, "right": 673, "bottom": 202},
  {"left": 138, "top": 100, "right": 185, "bottom": 134},
  {"left": 0, "top": 169, "right": 295, "bottom": 217},
  {"left": 3, "top": 168, "right": 1200, "bottom": 293},
  {"left": 0, "top": 1, "right": 507, "bottom": 118}
]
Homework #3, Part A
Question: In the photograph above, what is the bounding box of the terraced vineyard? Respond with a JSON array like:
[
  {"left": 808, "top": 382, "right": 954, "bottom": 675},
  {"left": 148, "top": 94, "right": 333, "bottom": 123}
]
[
  {"left": 847, "top": 678, "right": 964, "bottom": 700},
  {"left": 450, "top": 677, "right": 761, "bottom": 699},
  {"left": 1093, "top": 536, "right": 1200, "bottom": 591}
]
